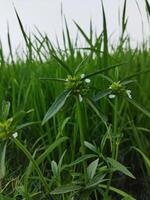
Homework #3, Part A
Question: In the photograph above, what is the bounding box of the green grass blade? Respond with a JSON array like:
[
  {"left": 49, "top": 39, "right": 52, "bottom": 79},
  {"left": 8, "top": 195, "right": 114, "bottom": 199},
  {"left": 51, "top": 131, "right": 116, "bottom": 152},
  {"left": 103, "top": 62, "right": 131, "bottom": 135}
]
[{"left": 13, "top": 138, "right": 50, "bottom": 194}]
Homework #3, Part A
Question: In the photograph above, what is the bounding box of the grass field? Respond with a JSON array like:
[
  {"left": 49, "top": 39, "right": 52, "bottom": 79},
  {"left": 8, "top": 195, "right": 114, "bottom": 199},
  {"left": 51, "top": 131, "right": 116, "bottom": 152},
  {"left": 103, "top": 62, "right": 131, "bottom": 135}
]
[{"left": 0, "top": 1, "right": 150, "bottom": 199}]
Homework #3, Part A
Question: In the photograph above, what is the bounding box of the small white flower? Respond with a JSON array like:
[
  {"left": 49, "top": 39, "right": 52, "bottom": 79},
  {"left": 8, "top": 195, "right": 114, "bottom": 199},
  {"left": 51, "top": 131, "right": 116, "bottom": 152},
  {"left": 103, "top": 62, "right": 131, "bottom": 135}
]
[
  {"left": 126, "top": 90, "right": 132, "bottom": 99},
  {"left": 85, "top": 78, "right": 91, "bottom": 83},
  {"left": 80, "top": 74, "right": 85, "bottom": 79},
  {"left": 12, "top": 132, "right": 18, "bottom": 138},
  {"left": 79, "top": 94, "right": 83, "bottom": 102},
  {"left": 108, "top": 94, "right": 116, "bottom": 99}
]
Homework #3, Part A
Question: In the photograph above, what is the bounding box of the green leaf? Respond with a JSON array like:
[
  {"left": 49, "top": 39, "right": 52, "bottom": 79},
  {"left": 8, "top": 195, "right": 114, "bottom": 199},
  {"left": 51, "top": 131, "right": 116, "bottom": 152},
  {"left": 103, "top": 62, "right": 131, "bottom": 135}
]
[
  {"left": 106, "top": 157, "right": 135, "bottom": 179},
  {"left": 1, "top": 101, "right": 10, "bottom": 120},
  {"left": 51, "top": 160, "right": 58, "bottom": 177},
  {"left": 42, "top": 90, "right": 71, "bottom": 125},
  {"left": 84, "top": 141, "right": 98, "bottom": 154},
  {"left": 101, "top": 0, "right": 108, "bottom": 68},
  {"left": 13, "top": 138, "right": 50, "bottom": 194},
  {"left": 93, "top": 89, "right": 112, "bottom": 102},
  {"left": 133, "top": 147, "right": 150, "bottom": 170},
  {"left": 51, "top": 53, "right": 73, "bottom": 75},
  {"left": 51, "top": 184, "right": 83, "bottom": 194},
  {"left": 16, "top": 121, "right": 40, "bottom": 131},
  {"left": 85, "top": 174, "right": 106, "bottom": 190},
  {"left": 145, "top": 0, "right": 150, "bottom": 19},
  {"left": 0, "top": 194, "right": 14, "bottom": 200},
  {"left": 84, "top": 63, "right": 125, "bottom": 79},
  {"left": 36, "top": 137, "right": 68, "bottom": 165},
  {"left": 86, "top": 97, "right": 107, "bottom": 123},
  {"left": 74, "top": 21, "right": 93, "bottom": 48},
  {"left": 0, "top": 142, "right": 7, "bottom": 179},
  {"left": 62, "top": 154, "right": 97, "bottom": 169},
  {"left": 39, "top": 77, "right": 67, "bottom": 82},
  {"left": 99, "top": 184, "right": 136, "bottom": 200},
  {"left": 87, "top": 158, "right": 99, "bottom": 180},
  {"left": 127, "top": 98, "right": 150, "bottom": 118}
]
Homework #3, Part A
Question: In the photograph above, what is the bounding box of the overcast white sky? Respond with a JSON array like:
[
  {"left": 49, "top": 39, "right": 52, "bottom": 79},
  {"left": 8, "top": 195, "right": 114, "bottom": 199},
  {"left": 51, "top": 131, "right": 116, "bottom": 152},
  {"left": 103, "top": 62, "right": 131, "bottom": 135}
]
[{"left": 0, "top": 0, "right": 149, "bottom": 55}]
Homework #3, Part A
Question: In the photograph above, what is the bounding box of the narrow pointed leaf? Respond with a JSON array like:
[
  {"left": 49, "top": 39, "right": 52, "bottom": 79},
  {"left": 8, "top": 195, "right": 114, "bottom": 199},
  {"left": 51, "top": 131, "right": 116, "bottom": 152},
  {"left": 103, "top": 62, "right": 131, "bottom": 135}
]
[
  {"left": 87, "top": 158, "right": 99, "bottom": 180},
  {"left": 99, "top": 184, "right": 136, "bottom": 200},
  {"left": 86, "top": 97, "right": 107, "bottom": 123},
  {"left": 107, "top": 157, "right": 135, "bottom": 179},
  {"left": 84, "top": 63, "right": 125, "bottom": 79},
  {"left": 42, "top": 90, "right": 71, "bottom": 125},
  {"left": 127, "top": 98, "right": 150, "bottom": 118},
  {"left": 62, "top": 154, "right": 97, "bottom": 169},
  {"left": 133, "top": 147, "right": 150, "bottom": 169},
  {"left": 51, "top": 54, "right": 73, "bottom": 75},
  {"left": 84, "top": 141, "right": 98, "bottom": 154},
  {"left": 0, "top": 142, "right": 7, "bottom": 179},
  {"left": 93, "top": 89, "right": 112, "bottom": 102},
  {"left": 51, "top": 184, "right": 83, "bottom": 194}
]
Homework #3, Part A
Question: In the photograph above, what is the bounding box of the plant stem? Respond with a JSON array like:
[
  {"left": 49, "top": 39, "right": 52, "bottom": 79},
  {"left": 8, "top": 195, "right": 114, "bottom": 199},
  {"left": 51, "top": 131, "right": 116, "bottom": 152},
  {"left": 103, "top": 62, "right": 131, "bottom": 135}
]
[
  {"left": 105, "top": 97, "right": 119, "bottom": 198},
  {"left": 76, "top": 97, "right": 87, "bottom": 181}
]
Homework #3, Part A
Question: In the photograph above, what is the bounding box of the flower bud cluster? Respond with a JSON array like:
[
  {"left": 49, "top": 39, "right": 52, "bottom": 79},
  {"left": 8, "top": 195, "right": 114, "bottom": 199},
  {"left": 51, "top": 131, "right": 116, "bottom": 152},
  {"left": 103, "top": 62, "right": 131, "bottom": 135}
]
[
  {"left": 65, "top": 74, "right": 91, "bottom": 97},
  {"left": 109, "top": 81, "right": 132, "bottom": 99}
]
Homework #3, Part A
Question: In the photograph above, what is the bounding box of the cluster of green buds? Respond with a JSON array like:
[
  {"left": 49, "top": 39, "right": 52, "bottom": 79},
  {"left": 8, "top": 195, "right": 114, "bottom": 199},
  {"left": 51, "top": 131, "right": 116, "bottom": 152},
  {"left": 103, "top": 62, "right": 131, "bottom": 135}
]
[
  {"left": 108, "top": 81, "right": 132, "bottom": 99},
  {"left": 64, "top": 74, "right": 91, "bottom": 102},
  {"left": 0, "top": 118, "right": 18, "bottom": 140}
]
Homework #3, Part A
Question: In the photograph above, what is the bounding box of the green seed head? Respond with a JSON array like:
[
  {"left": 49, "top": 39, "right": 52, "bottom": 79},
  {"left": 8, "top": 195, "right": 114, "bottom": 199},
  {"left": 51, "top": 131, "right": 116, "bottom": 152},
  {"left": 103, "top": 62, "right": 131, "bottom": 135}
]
[{"left": 64, "top": 74, "right": 90, "bottom": 95}]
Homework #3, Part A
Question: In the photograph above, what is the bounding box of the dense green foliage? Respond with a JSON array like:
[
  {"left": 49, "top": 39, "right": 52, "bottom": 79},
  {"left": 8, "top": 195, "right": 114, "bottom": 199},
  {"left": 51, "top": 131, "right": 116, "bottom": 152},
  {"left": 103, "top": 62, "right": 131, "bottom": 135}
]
[{"left": 0, "top": 1, "right": 150, "bottom": 199}]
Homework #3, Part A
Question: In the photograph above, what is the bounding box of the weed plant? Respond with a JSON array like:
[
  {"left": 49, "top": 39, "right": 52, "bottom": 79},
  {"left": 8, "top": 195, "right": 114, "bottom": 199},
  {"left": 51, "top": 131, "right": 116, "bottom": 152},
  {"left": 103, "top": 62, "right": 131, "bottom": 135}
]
[{"left": 0, "top": 1, "right": 150, "bottom": 199}]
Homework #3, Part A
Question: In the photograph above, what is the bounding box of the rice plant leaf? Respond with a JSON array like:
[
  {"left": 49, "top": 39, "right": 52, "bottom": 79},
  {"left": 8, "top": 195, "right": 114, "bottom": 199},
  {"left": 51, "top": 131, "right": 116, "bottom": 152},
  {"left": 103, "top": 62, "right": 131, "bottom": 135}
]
[
  {"left": 0, "top": 194, "right": 13, "bottom": 200},
  {"left": 0, "top": 142, "right": 7, "bottom": 179},
  {"left": 51, "top": 53, "right": 73, "bottom": 75},
  {"left": 64, "top": 18, "right": 74, "bottom": 58},
  {"left": 39, "top": 77, "right": 66, "bottom": 82},
  {"left": 14, "top": 8, "right": 29, "bottom": 47},
  {"left": 86, "top": 97, "right": 107, "bottom": 123},
  {"left": 133, "top": 147, "right": 150, "bottom": 169},
  {"left": 74, "top": 56, "right": 89, "bottom": 75},
  {"left": 101, "top": 0, "right": 108, "bottom": 67},
  {"left": 13, "top": 138, "right": 50, "bottom": 194},
  {"left": 107, "top": 157, "right": 135, "bottom": 179},
  {"left": 145, "top": 0, "right": 150, "bottom": 20},
  {"left": 127, "top": 98, "right": 150, "bottom": 118},
  {"left": 42, "top": 90, "right": 71, "bottom": 125},
  {"left": 36, "top": 137, "right": 68, "bottom": 165},
  {"left": 1, "top": 101, "right": 10, "bottom": 120},
  {"left": 121, "top": 68, "right": 150, "bottom": 82},
  {"left": 74, "top": 21, "right": 93, "bottom": 47},
  {"left": 51, "top": 184, "right": 83, "bottom": 194},
  {"left": 99, "top": 184, "right": 136, "bottom": 200},
  {"left": 16, "top": 121, "right": 40, "bottom": 131},
  {"left": 122, "top": 0, "right": 128, "bottom": 37},
  {"left": 84, "top": 63, "right": 125, "bottom": 79},
  {"left": 87, "top": 158, "right": 99, "bottom": 180}
]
